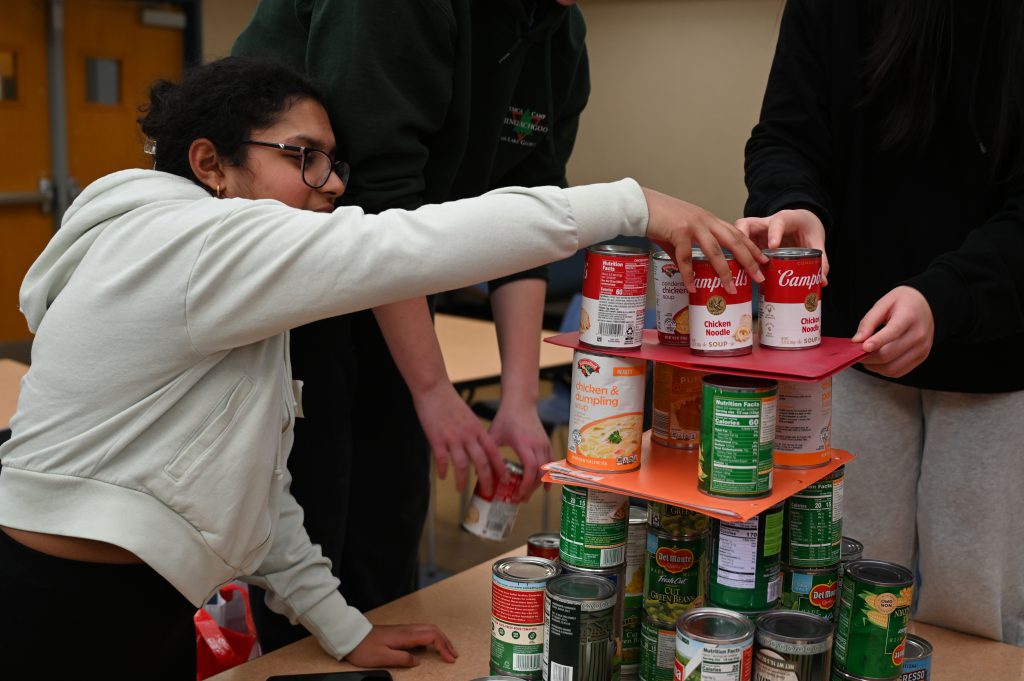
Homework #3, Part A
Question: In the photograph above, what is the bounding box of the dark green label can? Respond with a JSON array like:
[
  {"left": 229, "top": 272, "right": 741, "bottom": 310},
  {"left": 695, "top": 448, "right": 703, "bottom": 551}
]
[
  {"left": 709, "top": 503, "right": 784, "bottom": 610},
  {"left": 644, "top": 530, "right": 708, "bottom": 622},
  {"left": 647, "top": 501, "right": 710, "bottom": 536},
  {"left": 699, "top": 375, "right": 777, "bottom": 498},
  {"left": 781, "top": 563, "right": 840, "bottom": 621},
  {"left": 622, "top": 608, "right": 643, "bottom": 666},
  {"left": 639, "top": 615, "right": 676, "bottom": 681},
  {"left": 559, "top": 485, "right": 629, "bottom": 569},
  {"left": 783, "top": 466, "right": 844, "bottom": 567},
  {"left": 832, "top": 560, "right": 914, "bottom": 679}
]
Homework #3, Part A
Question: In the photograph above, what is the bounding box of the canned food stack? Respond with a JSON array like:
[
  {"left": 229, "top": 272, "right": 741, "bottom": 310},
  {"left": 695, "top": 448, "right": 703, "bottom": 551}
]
[
  {"left": 639, "top": 502, "right": 709, "bottom": 681},
  {"left": 621, "top": 506, "right": 647, "bottom": 679},
  {"left": 490, "top": 556, "right": 562, "bottom": 679},
  {"left": 707, "top": 502, "right": 784, "bottom": 619}
]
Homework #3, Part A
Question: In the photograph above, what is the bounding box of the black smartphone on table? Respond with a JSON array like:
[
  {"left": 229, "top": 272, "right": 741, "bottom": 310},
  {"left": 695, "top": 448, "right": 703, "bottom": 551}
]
[{"left": 267, "top": 672, "right": 393, "bottom": 681}]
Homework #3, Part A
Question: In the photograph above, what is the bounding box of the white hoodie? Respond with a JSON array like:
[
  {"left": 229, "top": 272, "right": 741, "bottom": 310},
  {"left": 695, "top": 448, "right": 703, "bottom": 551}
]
[{"left": 0, "top": 169, "right": 648, "bottom": 659}]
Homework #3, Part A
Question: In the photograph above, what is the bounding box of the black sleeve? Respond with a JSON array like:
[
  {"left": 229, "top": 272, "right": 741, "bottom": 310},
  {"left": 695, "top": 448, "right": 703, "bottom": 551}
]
[{"left": 743, "top": 0, "right": 834, "bottom": 228}]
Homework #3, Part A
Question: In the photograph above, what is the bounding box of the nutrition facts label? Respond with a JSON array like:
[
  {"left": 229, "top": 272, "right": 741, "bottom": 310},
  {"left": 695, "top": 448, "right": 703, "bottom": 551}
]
[{"left": 716, "top": 518, "right": 759, "bottom": 588}]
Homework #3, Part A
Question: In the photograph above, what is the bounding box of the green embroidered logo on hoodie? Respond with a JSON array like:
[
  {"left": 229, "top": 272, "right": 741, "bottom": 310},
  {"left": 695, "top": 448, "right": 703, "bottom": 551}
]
[{"left": 502, "top": 106, "right": 549, "bottom": 147}]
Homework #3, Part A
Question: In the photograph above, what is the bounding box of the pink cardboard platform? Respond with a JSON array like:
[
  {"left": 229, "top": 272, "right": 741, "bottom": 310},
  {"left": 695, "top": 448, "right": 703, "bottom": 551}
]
[{"left": 544, "top": 330, "right": 867, "bottom": 382}]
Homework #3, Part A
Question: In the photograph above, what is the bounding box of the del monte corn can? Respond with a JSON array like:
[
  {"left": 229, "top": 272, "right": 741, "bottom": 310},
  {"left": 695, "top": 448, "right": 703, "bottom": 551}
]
[
  {"left": 580, "top": 245, "right": 648, "bottom": 350},
  {"left": 568, "top": 350, "right": 646, "bottom": 473},
  {"left": 491, "top": 557, "right": 561, "bottom": 679},
  {"left": 832, "top": 560, "right": 914, "bottom": 680},
  {"left": 781, "top": 564, "right": 840, "bottom": 621},
  {"left": 700, "top": 375, "right": 778, "bottom": 498}
]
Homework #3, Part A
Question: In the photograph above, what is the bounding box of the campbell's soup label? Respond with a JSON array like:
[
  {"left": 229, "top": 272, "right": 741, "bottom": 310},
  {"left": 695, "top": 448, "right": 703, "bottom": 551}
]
[
  {"left": 567, "top": 350, "right": 646, "bottom": 473},
  {"left": 580, "top": 245, "right": 648, "bottom": 350},
  {"left": 775, "top": 378, "right": 832, "bottom": 468},
  {"left": 759, "top": 249, "right": 823, "bottom": 349},
  {"left": 653, "top": 250, "right": 689, "bottom": 346},
  {"left": 689, "top": 254, "right": 753, "bottom": 355}
]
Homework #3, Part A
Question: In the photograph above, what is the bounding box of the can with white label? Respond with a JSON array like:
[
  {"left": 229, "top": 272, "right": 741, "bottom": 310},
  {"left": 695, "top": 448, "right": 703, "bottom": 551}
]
[
  {"left": 463, "top": 460, "right": 524, "bottom": 540},
  {"left": 567, "top": 349, "right": 647, "bottom": 473},
  {"left": 689, "top": 250, "right": 753, "bottom": 356},
  {"left": 580, "top": 245, "right": 649, "bottom": 350},
  {"left": 652, "top": 249, "right": 690, "bottom": 346},
  {"left": 675, "top": 607, "right": 755, "bottom": 681},
  {"left": 490, "top": 556, "right": 561, "bottom": 679},
  {"left": 775, "top": 378, "right": 832, "bottom": 468},
  {"left": 754, "top": 610, "right": 833, "bottom": 680},
  {"left": 759, "top": 248, "right": 823, "bottom": 349}
]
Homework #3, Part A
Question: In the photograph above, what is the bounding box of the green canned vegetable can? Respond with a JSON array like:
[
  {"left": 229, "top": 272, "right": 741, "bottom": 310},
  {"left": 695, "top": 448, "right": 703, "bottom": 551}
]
[
  {"left": 831, "top": 670, "right": 873, "bottom": 681},
  {"left": 832, "top": 560, "right": 914, "bottom": 679},
  {"left": 625, "top": 505, "right": 648, "bottom": 611},
  {"left": 560, "top": 485, "right": 629, "bottom": 569},
  {"left": 783, "top": 466, "right": 844, "bottom": 568},
  {"left": 707, "top": 600, "right": 779, "bottom": 624},
  {"left": 622, "top": 607, "right": 643, "bottom": 667},
  {"left": 781, "top": 563, "right": 840, "bottom": 621},
  {"left": 490, "top": 557, "right": 561, "bottom": 679},
  {"left": 647, "top": 501, "right": 710, "bottom": 536},
  {"left": 709, "top": 502, "right": 784, "bottom": 611},
  {"left": 644, "top": 529, "right": 707, "bottom": 622},
  {"left": 699, "top": 375, "right": 778, "bottom": 498},
  {"left": 544, "top": 574, "right": 617, "bottom": 681},
  {"left": 640, "top": 615, "right": 676, "bottom": 681}
]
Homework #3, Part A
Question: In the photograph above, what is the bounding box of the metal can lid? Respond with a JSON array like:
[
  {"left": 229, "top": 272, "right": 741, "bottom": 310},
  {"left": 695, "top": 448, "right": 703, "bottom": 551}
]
[
  {"left": 755, "top": 610, "right": 833, "bottom": 646},
  {"left": 676, "top": 607, "right": 755, "bottom": 644},
  {"left": 546, "top": 573, "right": 617, "bottom": 602},
  {"left": 781, "top": 563, "right": 841, "bottom": 576},
  {"left": 840, "top": 536, "right": 865, "bottom": 561},
  {"left": 703, "top": 374, "right": 778, "bottom": 392},
  {"left": 629, "top": 504, "right": 648, "bottom": 525},
  {"left": 830, "top": 669, "right": 872, "bottom": 681},
  {"left": 527, "top": 532, "right": 560, "bottom": 550},
  {"left": 706, "top": 601, "right": 779, "bottom": 618},
  {"left": 652, "top": 247, "right": 702, "bottom": 262},
  {"left": 558, "top": 559, "right": 626, "bottom": 577},
  {"left": 903, "top": 633, "right": 934, "bottom": 659},
  {"left": 763, "top": 248, "right": 823, "bottom": 259},
  {"left": 692, "top": 248, "right": 736, "bottom": 262},
  {"left": 589, "top": 244, "right": 648, "bottom": 257},
  {"left": 493, "top": 556, "right": 560, "bottom": 583},
  {"left": 844, "top": 559, "right": 914, "bottom": 587}
]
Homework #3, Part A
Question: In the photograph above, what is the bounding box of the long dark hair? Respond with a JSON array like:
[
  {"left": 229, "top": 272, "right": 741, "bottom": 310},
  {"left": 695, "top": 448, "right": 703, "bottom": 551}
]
[
  {"left": 862, "top": 0, "right": 1024, "bottom": 179},
  {"left": 138, "top": 57, "right": 327, "bottom": 191}
]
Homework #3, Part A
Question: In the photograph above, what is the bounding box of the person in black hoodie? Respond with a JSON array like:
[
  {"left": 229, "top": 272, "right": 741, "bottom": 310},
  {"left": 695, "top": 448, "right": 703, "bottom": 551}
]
[
  {"left": 741, "top": 0, "right": 1024, "bottom": 644},
  {"left": 232, "top": 0, "right": 590, "bottom": 652}
]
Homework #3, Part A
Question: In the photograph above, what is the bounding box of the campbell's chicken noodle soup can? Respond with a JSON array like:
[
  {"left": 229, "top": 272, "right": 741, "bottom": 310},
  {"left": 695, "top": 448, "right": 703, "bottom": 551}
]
[
  {"left": 463, "top": 460, "right": 524, "bottom": 540},
  {"left": 652, "top": 249, "right": 690, "bottom": 346},
  {"left": 490, "top": 556, "right": 561, "bottom": 679},
  {"left": 580, "top": 245, "right": 648, "bottom": 350},
  {"left": 689, "top": 250, "right": 753, "bottom": 356},
  {"left": 652, "top": 363, "right": 703, "bottom": 450},
  {"left": 759, "top": 248, "right": 823, "bottom": 349},
  {"left": 528, "top": 532, "right": 561, "bottom": 561},
  {"left": 775, "top": 378, "right": 832, "bottom": 468},
  {"left": 568, "top": 350, "right": 646, "bottom": 473}
]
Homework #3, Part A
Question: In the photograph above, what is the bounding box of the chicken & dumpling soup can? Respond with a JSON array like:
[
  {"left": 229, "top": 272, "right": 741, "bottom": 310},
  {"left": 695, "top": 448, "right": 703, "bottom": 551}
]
[
  {"left": 580, "top": 244, "right": 649, "bottom": 350},
  {"left": 758, "top": 248, "right": 823, "bottom": 349},
  {"left": 689, "top": 249, "right": 753, "bottom": 356}
]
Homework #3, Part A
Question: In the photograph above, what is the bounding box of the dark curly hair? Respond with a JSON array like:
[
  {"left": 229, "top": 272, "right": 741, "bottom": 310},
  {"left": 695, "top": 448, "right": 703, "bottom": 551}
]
[{"left": 138, "top": 57, "right": 328, "bottom": 192}]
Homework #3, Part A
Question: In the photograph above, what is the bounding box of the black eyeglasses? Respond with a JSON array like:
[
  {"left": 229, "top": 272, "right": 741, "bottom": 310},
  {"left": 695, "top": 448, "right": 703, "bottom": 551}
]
[{"left": 243, "top": 140, "right": 351, "bottom": 189}]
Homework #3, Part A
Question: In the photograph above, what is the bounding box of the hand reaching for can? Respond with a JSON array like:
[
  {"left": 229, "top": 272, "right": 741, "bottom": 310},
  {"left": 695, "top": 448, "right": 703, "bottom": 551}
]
[
  {"left": 487, "top": 399, "right": 551, "bottom": 501},
  {"left": 641, "top": 187, "right": 767, "bottom": 294},
  {"left": 735, "top": 208, "right": 830, "bottom": 285}
]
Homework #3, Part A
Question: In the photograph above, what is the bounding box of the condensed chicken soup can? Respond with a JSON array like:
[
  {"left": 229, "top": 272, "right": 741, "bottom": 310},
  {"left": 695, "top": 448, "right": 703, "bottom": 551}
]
[
  {"left": 580, "top": 245, "right": 649, "bottom": 350},
  {"left": 759, "top": 248, "right": 823, "bottom": 349},
  {"left": 652, "top": 363, "right": 703, "bottom": 450},
  {"left": 463, "top": 459, "right": 524, "bottom": 540},
  {"left": 568, "top": 350, "right": 646, "bottom": 473},
  {"left": 775, "top": 378, "right": 833, "bottom": 468},
  {"left": 652, "top": 249, "right": 690, "bottom": 346},
  {"left": 490, "top": 556, "right": 561, "bottom": 679},
  {"left": 689, "top": 250, "right": 753, "bottom": 356}
]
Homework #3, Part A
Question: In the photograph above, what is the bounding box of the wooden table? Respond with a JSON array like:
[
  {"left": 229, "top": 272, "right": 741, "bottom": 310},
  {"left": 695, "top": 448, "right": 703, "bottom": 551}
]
[
  {"left": 0, "top": 359, "right": 28, "bottom": 432},
  {"left": 210, "top": 546, "right": 1024, "bottom": 681},
  {"left": 435, "top": 312, "right": 574, "bottom": 389}
]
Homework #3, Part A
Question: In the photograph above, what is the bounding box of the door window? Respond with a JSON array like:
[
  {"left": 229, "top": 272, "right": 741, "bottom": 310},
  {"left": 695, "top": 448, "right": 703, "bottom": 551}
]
[
  {"left": 0, "top": 51, "right": 16, "bottom": 100},
  {"left": 85, "top": 56, "right": 120, "bottom": 105}
]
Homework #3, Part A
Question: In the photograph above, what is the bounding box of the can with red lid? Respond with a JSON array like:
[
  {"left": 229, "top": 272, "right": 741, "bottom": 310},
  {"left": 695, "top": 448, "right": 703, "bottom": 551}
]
[
  {"left": 689, "top": 250, "right": 753, "bottom": 356},
  {"left": 652, "top": 249, "right": 689, "bottom": 347},
  {"left": 528, "top": 532, "right": 561, "bottom": 561},
  {"left": 580, "top": 245, "right": 649, "bottom": 350},
  {"left": 759, "top": 248, "right": 823, "bottom": 350}
]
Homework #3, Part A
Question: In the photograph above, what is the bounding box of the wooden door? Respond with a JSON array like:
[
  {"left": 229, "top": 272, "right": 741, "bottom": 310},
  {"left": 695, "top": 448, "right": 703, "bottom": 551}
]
[{"left": 0, "top": 0, "right": 183, "bottom": 343}]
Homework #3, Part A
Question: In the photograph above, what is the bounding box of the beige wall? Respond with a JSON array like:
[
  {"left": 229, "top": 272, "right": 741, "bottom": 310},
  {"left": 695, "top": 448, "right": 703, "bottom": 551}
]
[{"left": 202, "top": 0, "right": 784, "bottom": 219}]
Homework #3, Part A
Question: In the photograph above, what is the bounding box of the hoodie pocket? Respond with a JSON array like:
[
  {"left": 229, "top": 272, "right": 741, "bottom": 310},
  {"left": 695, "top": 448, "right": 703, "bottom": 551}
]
[{"left": 164, "top": 375, "right": 253, "bottom": 482}]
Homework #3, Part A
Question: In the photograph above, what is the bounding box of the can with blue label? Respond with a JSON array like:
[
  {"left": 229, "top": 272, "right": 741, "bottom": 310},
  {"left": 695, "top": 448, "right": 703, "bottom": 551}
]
[{"left": 900, "top": 634, "right": 932, "bottom": 681}]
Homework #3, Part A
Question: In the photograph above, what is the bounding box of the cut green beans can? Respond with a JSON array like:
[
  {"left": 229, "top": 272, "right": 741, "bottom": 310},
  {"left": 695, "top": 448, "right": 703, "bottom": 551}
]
[
  {"left": 646, "top": 501, "right": 709, "bottom": 536},
  {"left": 709, "top": 502, "right": 784, "bottom": 611},
  {"left": 639, "top": 615, "right": 676, "bottom": 681},
  {"left": 644, "top": 530, "right": 707, "bottom": 622},
  {"left": 699, "top": 375, "right": 777, "bottom": 498}
]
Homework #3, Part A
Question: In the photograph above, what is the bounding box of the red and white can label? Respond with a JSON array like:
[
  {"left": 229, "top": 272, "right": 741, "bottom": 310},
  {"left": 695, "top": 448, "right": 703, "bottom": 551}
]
[
  {"left": 580, "top": 246, "right": 648, "bottom": 350},
  {"left": 653, "top": 252, "right": 689, "bottom": 346},
  {"left": 463, "top": 462, "right": 523, "bottom": 540},
  {"left": 759, "top": 251, "right": 823, "bottom": 349},
  {"left": 689, "top": 258, "right": 753, "bottom": 355}
]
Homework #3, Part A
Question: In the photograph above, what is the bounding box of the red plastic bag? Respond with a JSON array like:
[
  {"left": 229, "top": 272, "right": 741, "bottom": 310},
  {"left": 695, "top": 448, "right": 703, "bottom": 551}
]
[{"left": 195, "top": 583, "right": 259, "bottom": 680}]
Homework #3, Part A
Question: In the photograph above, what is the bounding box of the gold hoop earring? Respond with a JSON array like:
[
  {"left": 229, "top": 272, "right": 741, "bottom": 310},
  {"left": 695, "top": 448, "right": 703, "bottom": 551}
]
[{"left": 215, "top": 185, "right": 223, "bottom": 199}]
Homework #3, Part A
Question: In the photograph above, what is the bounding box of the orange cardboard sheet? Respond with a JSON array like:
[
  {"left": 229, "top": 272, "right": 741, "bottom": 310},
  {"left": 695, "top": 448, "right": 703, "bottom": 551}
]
[
  {"left": 544, "top": 330, "right": 867, "bottom": 382},
  {"left": 542, "top": 432, "right": 854, "bottom": 522}
]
